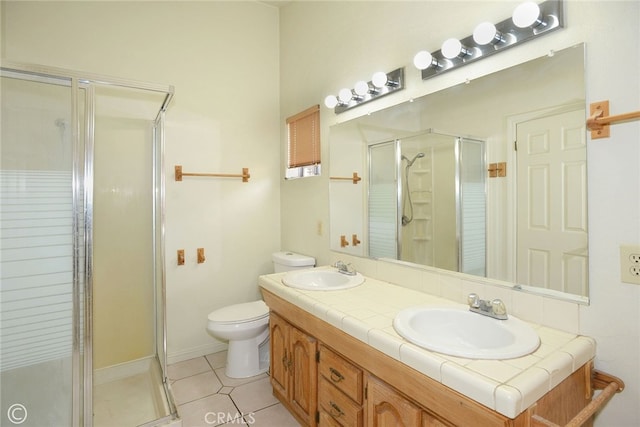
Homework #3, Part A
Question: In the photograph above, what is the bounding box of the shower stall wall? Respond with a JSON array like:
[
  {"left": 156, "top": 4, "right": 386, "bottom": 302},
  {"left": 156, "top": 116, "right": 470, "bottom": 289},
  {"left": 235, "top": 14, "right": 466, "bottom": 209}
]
[{"left": 0, "top": 63, "right": 175, "bottom": 426}]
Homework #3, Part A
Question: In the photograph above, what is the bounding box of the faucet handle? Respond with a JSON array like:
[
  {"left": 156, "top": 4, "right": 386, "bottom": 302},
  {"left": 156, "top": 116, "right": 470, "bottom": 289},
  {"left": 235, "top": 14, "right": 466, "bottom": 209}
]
[
  {"left": 491, "top": 299, "right": 507, "bottom": 316},
  {"left": 467, "top": 293, "right": 480, "bottom": 308}
]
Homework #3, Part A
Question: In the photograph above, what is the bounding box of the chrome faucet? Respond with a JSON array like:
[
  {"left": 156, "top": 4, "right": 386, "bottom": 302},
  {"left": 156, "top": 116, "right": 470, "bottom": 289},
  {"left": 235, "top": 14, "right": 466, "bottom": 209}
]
[
  {"left": 333, "top": 260, "right": 356, "bottom": 276},
  {"left": 467, "top": 293, "right": 508, "bottom": 320}
]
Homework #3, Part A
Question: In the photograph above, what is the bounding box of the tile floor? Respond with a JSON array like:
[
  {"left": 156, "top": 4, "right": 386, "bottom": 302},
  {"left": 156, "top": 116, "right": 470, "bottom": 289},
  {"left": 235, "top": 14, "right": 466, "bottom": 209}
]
[{"left": 168, "top": 351, "right": 300, "bottom": 427}]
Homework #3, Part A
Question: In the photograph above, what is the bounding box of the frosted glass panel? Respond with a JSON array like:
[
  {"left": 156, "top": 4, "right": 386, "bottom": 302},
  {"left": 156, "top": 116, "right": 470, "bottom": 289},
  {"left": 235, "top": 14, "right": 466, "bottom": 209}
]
[
  {"left": 368, "top": 142, "right": 397, "bottom": 259},
  {"left": 460, "top": 139, "right": 486, "bottom": 276}
]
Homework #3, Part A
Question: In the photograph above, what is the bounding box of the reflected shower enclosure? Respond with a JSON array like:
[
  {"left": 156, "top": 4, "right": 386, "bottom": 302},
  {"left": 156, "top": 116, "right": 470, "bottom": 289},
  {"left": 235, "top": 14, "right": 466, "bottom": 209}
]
[
  {"left": 368, "top": 130, "right": 487, "bottom": 276},
  {"left": 0, "top": 64, "right": 175, "bottom": 426}
]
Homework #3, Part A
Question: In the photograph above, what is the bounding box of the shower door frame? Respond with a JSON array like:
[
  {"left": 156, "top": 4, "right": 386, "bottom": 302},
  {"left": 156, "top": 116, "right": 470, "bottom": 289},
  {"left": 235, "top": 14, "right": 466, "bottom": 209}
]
[
  {"left": 367, "top": 130, "right": 487, "bottom": 273},
  {"left": 1, "top": 61, "right": 174, "bottom": 426}
]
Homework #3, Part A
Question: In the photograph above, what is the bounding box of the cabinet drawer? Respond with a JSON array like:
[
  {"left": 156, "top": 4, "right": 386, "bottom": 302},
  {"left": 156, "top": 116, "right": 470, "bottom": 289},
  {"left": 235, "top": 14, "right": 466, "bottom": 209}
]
[
  {"left": 319, "top": 345, "right": 363, "bottom": 404},
  {"left": 318, "top": 377, "right": 363, "bottom": 427}
]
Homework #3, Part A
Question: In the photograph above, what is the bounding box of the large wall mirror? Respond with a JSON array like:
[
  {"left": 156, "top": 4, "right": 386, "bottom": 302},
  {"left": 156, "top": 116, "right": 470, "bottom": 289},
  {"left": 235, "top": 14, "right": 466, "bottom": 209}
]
[{"left": 329, "top": 43, "right": 588, "bottom": 302}]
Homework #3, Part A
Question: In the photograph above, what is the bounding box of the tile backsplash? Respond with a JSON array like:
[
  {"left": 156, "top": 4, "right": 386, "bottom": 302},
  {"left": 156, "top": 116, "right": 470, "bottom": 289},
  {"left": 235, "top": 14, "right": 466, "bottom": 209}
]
[{"left": 329, "top": 252, "right": 581, "bottom": 335}]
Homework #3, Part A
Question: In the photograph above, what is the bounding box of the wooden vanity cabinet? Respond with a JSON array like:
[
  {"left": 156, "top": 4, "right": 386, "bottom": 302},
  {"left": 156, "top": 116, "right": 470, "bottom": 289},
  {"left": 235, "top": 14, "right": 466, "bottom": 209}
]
[
  {"left": 263, "top": 289, "right": 595, "bottom": 427},
  {"left": 269, "top": 311, "right": 318, "bottom": 426}
]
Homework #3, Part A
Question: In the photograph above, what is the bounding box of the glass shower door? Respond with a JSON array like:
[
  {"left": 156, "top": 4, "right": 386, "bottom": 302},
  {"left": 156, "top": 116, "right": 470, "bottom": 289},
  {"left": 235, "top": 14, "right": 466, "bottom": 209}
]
[{"left": 0, "top": 71, "right": 84, "bottom": 426}]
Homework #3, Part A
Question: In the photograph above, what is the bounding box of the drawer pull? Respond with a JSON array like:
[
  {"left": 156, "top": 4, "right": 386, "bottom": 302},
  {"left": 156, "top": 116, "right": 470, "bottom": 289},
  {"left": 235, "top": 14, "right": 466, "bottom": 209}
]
[
  {"left": 329, "top": 401, "right": 344, "bottom": 418},
  {"left": 329, "top": 367, "right": 344, "bottom": 383}
]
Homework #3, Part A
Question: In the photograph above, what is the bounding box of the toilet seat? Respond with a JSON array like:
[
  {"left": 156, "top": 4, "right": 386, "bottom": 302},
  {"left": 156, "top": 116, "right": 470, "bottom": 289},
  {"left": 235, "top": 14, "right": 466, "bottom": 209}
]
[{"left": 207, "top": 300, "right": 269, "bottom": 325}]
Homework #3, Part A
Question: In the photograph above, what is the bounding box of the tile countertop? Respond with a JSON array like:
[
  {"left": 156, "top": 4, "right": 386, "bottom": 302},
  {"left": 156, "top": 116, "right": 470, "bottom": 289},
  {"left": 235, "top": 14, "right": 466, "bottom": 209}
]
[{"left": 258, "top": 267, "right": 596, "bottom": 419}]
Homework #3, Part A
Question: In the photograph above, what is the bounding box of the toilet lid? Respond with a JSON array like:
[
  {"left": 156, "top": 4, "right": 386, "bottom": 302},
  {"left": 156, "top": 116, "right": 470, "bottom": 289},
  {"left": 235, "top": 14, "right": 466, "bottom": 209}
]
[{"left": 207, "top": 300, "right": 269, "bottom": 324}]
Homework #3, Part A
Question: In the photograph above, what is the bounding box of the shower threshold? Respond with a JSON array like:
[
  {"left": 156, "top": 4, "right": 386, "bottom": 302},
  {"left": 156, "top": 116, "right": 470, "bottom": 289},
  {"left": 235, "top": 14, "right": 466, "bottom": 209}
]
[{"left": 93, "top": 356, "right": 178, "bottom": 427}]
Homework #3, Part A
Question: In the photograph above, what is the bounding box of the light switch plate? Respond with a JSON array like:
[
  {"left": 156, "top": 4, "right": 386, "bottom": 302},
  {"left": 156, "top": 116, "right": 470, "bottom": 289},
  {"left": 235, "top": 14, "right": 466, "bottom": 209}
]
[{"left": 620, "top": 245, "right": 640, "bottom": 285}]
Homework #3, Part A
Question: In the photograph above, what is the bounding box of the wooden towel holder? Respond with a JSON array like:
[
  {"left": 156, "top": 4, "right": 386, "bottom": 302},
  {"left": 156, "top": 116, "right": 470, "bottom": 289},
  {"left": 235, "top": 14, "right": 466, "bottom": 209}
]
[
  {"left": 531, "top": 368, "right": 624, "bottom": 427},
  {"left": 587, "top": 100, "right": 640, "bottom": 139},
  {"left": 330, "top": 172, "right": 362, "bottom": 184},
  {"left": 175, "top": 165, "right": 250, "bottom": 182}
]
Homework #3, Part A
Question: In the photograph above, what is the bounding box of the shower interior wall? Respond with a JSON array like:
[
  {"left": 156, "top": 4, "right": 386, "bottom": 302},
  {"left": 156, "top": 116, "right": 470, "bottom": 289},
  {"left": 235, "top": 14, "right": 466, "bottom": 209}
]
[{"left": 93, "top": 86, "right": 157, "bottom": 370}]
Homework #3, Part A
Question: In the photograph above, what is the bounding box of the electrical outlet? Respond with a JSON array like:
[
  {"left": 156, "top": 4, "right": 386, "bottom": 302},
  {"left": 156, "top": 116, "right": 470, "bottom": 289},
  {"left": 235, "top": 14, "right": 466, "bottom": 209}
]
[{"left": 620, "top": 245, "right": 640, "bottom": 285}]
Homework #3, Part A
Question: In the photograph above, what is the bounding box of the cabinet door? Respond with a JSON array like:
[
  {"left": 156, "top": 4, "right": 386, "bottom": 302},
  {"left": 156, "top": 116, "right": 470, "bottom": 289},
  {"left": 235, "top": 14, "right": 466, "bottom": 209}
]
[
  {"left": 290, "top": 325, "right": 318, "bottom": 426},
  {"left": 367, "top": 376, "right": 421, "bottom": 427},
  {"left": 422, "top": 411, "right": 454, "bottom": 427},
  {"left": 269, "top": 312, "right": 289, "bottom": 400}
]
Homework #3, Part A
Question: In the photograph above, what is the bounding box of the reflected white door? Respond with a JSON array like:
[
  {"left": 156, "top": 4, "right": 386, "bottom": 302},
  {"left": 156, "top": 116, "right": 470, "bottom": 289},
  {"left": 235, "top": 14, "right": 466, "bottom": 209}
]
[{"left": 516, "top": 108, "right": 587, "bottom": 295}]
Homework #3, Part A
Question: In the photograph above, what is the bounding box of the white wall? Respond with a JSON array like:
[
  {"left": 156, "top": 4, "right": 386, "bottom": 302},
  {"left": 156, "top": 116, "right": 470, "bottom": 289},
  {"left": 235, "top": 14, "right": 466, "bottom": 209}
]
[
  {"left": 2, "top": 1, "right": 282, "bottom": 361},
  {"left": 279, "top": 2, "right": 639, "bottom": 426}
]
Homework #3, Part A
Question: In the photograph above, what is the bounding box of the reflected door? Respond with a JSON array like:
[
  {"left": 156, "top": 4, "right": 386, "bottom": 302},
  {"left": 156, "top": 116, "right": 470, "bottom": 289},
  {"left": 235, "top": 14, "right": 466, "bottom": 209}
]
[{"left": 516, "top": 108, "right": 587, "bottom": 294}]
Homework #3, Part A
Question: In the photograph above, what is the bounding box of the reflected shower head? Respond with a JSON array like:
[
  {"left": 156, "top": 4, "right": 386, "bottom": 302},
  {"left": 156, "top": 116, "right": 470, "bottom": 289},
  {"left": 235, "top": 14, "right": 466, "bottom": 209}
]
[{"left": 402, "top": 152, "right": 425, "bottom": 167}]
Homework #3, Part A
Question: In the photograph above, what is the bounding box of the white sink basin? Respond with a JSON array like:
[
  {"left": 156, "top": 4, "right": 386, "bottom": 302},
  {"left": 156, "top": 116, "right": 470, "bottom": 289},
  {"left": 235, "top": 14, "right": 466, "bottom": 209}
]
[
  {"left": 282, "top": 269, "right": 365, "bottom": 291},
  {"left": 393, "top": 306, "right": 540, "bottom": 359}
]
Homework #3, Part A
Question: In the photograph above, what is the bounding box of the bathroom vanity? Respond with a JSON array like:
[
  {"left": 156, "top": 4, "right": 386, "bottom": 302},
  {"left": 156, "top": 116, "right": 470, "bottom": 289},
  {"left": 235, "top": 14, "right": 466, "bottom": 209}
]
[{"left": 259, "top": 270, "right": 622, "bottom": 427}]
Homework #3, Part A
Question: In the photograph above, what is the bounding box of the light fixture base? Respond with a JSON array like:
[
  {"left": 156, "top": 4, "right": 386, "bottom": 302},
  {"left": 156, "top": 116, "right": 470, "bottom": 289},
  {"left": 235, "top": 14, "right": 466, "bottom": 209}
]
[
  {"left": 334, "top": 68, "right": 405, "bottom": 114},
  {"left": 421, "top": 0, "right": 563, "bottom": 80}
]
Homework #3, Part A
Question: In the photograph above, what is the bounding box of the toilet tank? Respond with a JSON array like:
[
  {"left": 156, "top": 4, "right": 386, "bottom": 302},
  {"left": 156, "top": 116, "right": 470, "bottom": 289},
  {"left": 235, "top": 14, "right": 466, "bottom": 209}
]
[{"left": 272, "top": 251, "right": 315, "bottom": 273}]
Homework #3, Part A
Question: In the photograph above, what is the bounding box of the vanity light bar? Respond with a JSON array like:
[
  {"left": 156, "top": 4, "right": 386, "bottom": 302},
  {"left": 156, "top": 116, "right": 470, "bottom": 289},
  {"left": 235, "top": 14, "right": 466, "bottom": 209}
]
[
  {"left": 325, "top": 68, "right": 405, "bottom": 114},
  {"left": 416, "top": 0, "right": 564, "bottom": 80}
]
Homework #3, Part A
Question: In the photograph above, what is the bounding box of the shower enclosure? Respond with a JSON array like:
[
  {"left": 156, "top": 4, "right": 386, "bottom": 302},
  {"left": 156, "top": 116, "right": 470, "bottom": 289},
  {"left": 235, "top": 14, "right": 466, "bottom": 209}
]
[
  {"left": 368, "top": 130, "right": 487, "bottom": 276},
  {"left": 0, "top": 63, "right": 175, "bottom": 426}
]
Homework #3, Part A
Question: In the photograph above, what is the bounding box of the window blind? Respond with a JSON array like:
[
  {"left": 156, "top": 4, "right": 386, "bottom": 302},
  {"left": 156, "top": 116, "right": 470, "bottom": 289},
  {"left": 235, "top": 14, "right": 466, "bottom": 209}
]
[{"left": 286, "top": 105, "right": 320, "bottom": 168}]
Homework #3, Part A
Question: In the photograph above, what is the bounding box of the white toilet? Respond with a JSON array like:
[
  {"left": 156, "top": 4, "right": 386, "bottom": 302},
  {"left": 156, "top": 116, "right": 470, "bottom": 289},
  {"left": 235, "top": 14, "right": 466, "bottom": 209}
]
[{"left": 206, "top": 251, "right": 315, "bottom": 378}]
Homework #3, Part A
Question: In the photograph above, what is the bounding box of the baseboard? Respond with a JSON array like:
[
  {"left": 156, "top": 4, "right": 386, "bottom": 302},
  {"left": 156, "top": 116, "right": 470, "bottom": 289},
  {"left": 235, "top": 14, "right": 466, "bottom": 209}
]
[
  {"left": 93, "top": 356, "right": 154, "bottom": 385},
  {"left": 167, "top": 342, "right": 228, "bottom": 365}
]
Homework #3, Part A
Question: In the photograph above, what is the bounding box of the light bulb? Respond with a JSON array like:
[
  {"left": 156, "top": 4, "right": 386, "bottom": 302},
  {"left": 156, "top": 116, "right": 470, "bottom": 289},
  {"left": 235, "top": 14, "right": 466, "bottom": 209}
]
[
  {"left": 441, "top": 38, "right": 464, "bottom": 59},
  {"left": 354, "top": 80, "right": 369, "bottom": 96},
  {"left": 371, "top": 72, "right": 388, "bottom": 88},
  {"left": 512, "top": 1, "right": 542, "bottom": 28},
  {"left": 413, "top": 51, "right": 434, "bottom": 70},
  {"left": 338, "top": 88, "right": 353, "bottom": 103},
  {"left": 473, "top": 22, "right": 501, "bottom": 45},
  {"left": 324, "top": 95, "right": 338, "bottom": 109}
]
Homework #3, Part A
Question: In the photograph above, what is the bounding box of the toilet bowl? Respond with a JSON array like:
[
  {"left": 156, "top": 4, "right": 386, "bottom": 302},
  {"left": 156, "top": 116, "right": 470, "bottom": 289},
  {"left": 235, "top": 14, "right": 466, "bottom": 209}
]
[
  {"left": 207, "top": 300, "right": 270, "bottom": 378},
  {"left": 206, "top": 251, "right": 315, "bottom": 378}
]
